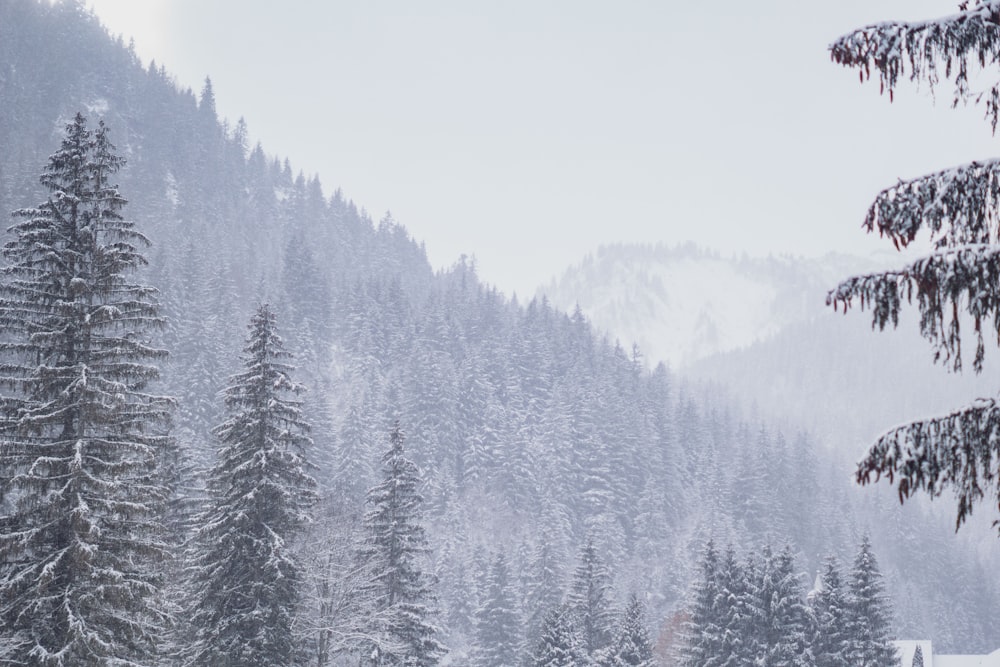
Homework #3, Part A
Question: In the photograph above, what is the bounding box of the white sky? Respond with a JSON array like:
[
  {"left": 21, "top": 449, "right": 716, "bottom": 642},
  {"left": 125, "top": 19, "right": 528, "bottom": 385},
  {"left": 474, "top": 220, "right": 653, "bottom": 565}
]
[{"left": 86, "top": 0, "right": 999, "bottom": 297}]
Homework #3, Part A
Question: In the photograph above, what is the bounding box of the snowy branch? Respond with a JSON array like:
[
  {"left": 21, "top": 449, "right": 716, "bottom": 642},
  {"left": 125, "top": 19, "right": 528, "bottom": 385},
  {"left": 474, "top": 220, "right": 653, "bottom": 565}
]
[
  {"left": 864, "top": 158, "right": 1000, "bottom": 249},
  {"left": 830, "top": 0, "right": 1000, "bottom": 130},
  {"left": 828, "top": 244, "right": 1000, "bottom": 371},
  {"left": 857, "top": 397, "right": 1000, "bottom": 531}
]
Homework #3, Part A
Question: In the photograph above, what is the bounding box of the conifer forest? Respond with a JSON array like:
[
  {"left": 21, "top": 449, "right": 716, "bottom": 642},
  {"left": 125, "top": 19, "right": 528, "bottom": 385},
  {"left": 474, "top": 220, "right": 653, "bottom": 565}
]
[{"left": 5, "top": 1, "right": 1000, "bottom": 665}]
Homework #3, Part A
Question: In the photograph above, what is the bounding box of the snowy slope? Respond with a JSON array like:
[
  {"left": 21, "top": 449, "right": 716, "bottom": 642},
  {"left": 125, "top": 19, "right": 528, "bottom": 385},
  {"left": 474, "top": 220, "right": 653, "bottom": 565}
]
[
  {"left": 540, "top": 242, "right": 991, "bottom": 446},
  {"left": 540, "top": 243, "right": 877, "bottom": 368}
]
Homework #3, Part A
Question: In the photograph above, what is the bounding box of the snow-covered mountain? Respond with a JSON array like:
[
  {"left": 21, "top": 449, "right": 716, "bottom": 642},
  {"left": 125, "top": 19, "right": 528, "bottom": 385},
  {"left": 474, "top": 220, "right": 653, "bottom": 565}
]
[
  {"left": 540, "top": 242, "right": 996, "bottom": 445},
  {"left": 540, "top": 242, "right": 881, "bottom": 368}
]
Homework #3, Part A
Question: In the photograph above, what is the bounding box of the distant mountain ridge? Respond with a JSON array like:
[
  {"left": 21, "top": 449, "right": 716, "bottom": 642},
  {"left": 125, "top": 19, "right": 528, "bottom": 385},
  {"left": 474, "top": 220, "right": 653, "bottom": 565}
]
[{"left": 541, "top": 243, "right": 882, "bottom": 368}]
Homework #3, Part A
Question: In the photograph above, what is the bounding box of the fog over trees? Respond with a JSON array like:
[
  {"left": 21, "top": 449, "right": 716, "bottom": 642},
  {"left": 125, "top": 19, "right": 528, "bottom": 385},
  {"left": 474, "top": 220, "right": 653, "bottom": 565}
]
[{"left": 2, "top": 1, "right": 1000, "bottom": 665}]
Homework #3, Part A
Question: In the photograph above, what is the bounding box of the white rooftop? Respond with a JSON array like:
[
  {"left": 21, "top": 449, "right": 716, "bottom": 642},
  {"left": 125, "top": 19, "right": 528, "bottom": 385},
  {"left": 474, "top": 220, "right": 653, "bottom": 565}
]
[
  {"left": 894, "top": 641, "right": 1000, "bottom": 667},
  {"left": 937, "top": 652, "right": 1000, "bottom": 667}
]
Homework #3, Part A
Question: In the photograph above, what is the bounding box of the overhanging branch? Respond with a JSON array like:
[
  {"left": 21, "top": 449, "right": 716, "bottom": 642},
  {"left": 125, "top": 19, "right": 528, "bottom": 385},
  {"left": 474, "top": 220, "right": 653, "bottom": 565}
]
[
  {"left": 830, "top": 0, "right": 1000, "bottom": 130},
  {"left": 857, "top": 398, "right": 1000, "bottom": 531}
]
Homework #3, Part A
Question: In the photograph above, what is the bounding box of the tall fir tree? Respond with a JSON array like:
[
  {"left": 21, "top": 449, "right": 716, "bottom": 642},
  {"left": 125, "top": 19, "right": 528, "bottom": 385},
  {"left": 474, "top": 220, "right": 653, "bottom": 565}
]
[
  {"left": 680, "top": 540, "right": 725, "bottom": 667},
  {"left": 567, "top": 539, "right": 616, "bottom": 662},
  {"left": 846, "top": 536, "right": 897, "bottom": 667},
  {"left": 532, "top": 606, "right": 584, "bottom": 667},
  {"left": 718, "top": 547, "right": 754, "bottom": 667},
  {"left": 187, "top": 304, "right": 317, "bottom": 666},
  {"left": 472, "top": 552, "right": 522, "bottom": 667},
  {"left": 599, "top": 594, "right": 655, "bottom": 667},
  {"left": 0, "top": 114, "right": 172, "bottom": 666},
  {"left": 354, "top": 421, "right": 446, "bottom": 666},
  {"left": 748, "top": 545, "right": 810, "bottom": 667},
  {"left": 912, "top": 644, "right": 925, "bottom": 667},
  {"left": 522, "top": 541, "right": 566, "bottom": 663},
  {"left": 809, "top": 556, "right": 851, "bottom": 667}
]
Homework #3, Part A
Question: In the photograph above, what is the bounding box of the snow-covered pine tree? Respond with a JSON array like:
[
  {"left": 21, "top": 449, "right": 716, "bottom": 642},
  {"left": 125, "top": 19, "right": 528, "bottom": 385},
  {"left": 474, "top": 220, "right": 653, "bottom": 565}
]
[
  {"left": 680, "top": 540, "right": 725, "bottom": 667},
  {"left": 845, "top": 536, "right": 897, "bottom": 667},
  {"left": 567, "top": 539, "right": 616, "bottom": 662},
  {"left": 829, "top": 1, "right": 1000, "bottom": 532},
  {"left": 749, "top": 545, "right": 809, "bottom": 667},
  {"left": 719, "top": 547, "right": 755, "bottom": 666},
  {"left": 186, "top": 304, "right": 317, "bottom": 666},
  {"left": 809, "top": 556, "right": 851, "bottom": 667},
  {"left": 531, "top": 606, "right": 584, "bottom": 667},
  {"left": 913, "top": 644, "right": 925, "bottom": 667},
  {"left": 0, "top": 113, "right": 172, "bottom": 665},
  {"left": 472, "top": 552, "right": 522, "bottom": 667},
  {"left": 354, "top": 421, "right": 446, "bottom": 666},
  {"left": 598, "top": 593, "right": 655, "bottom": 667},
  {"left": 522, "top": 540, "right": 566, "bottom": 663}
]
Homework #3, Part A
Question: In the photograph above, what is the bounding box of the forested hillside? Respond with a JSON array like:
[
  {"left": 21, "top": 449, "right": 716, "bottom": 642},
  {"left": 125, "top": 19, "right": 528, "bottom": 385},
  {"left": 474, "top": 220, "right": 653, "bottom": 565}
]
[{"left": 1, "top": 0, "right": 998, "bottom": 661}]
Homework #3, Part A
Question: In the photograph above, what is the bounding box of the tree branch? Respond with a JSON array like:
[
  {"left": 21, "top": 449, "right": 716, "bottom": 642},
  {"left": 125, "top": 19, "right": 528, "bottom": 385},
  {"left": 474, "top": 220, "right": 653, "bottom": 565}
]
[
  {"left": 864, "top": 158, "right": 1000, "bottom": 249},
  {"left": 830, "top": 0, "right": 1000, "bottom": 130},
  {"left": 857, "top": 397, "right": 1000, "bottom": 531},
  {"left": 828, "top": 244, "right": 1000, "bottom": 372}
]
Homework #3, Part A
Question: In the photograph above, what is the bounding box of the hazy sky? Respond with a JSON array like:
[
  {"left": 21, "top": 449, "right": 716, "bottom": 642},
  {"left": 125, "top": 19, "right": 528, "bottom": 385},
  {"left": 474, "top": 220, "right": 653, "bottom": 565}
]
[{"left": 86, "top": 0, "right": 998, "bottom": 297}]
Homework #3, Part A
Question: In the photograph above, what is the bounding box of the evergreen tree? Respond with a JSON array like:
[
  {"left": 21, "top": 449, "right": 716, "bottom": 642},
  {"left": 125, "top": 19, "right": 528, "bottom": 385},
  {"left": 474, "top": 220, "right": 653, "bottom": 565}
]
[
  {"left": 599, "top": 594, "right": 655, "bottom": 667},
  {"left": 845, "top": 536, "right": 897, "bottom": 667},
  {"left": 748, "top": 545, "right": 809, "bottom": 667},
  {"left": 522, "top": 541, "right": 566, "bottom": 662},
  {"left": 0, "top": 113, "right": 172, "bottom": 665},
  {"left": 567, "top": 539, "right": 617, "bottom": 661},
  {"left": 681, "top": 541, "right": 725, "bottom": 667},
  {"left": 829, "top": 0, "right": 1000, "bottom": 532},
  {"left": 186, "top": 304, "right": 317, "bottom": 666},
  {"left": 472, "top": 552, "right": 522, "bottom": 667},
  {"left": 912, "top": 644, "right": 925, "bottom": 667},
  {"left": 354, "top": 421, "right": 446, "bottom": 666},
  {"left": 532, "top": 607, "right": 584, "bottom": 667},
  {"left": 809, "top": 557, "right": 850, "bottom": 667},
  {"left": 718, "top": 547, "right": 754, "bottom": 667}
]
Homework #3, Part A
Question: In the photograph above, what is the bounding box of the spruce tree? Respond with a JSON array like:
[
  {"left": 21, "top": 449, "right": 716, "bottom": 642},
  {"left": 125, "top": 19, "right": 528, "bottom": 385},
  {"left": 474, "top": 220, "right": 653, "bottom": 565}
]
[
  {"left": 912, "top": 644, "right": 925, "bottom": 667},
  {"left": 472, "top": 552, "right": 522, "bottom": 667},
  {"left": 809, "top": 557, "right": 851, "bottom": 667},
  {"left": 532, "top": 606, "right": 584, "bottom": 667},
  {"left": 829, "top": 0, "right": 1000, "bottom": 531},
  {"left": 681, "top": 540, "right": 725, "bottom": 667},
  {"left": 522, "top": 541, "right": 566, "bottom": 662},
  {"left": 0, "top": 113, "right": 172, "bottom": 665},
  {"left": 845, "top": 536, "right": 897, "bottom": 667},
  {"left": 187, "top": 304, "right": 317, "bottom": 666},
  {"left": 718, "top": 547, "right": 754, "bottom": 667},
  {"left": 599, "top": 594, "right": 655, "bottom": 667},
  {"left": 750, "top": 545, "right": 809, "bottom": 667},
  {"left": 355, "top": 421, "right": 446, "bottom": 666},
  {"left": 567, "top": 539, "right": 616, "bottom": 661}
]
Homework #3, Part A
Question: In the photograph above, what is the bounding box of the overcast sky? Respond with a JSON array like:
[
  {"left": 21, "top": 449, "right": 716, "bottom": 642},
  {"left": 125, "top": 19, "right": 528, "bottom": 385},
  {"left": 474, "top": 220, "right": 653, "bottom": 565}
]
[{"left": 86, "top": 0, "right": 998, "bottom": 297}]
